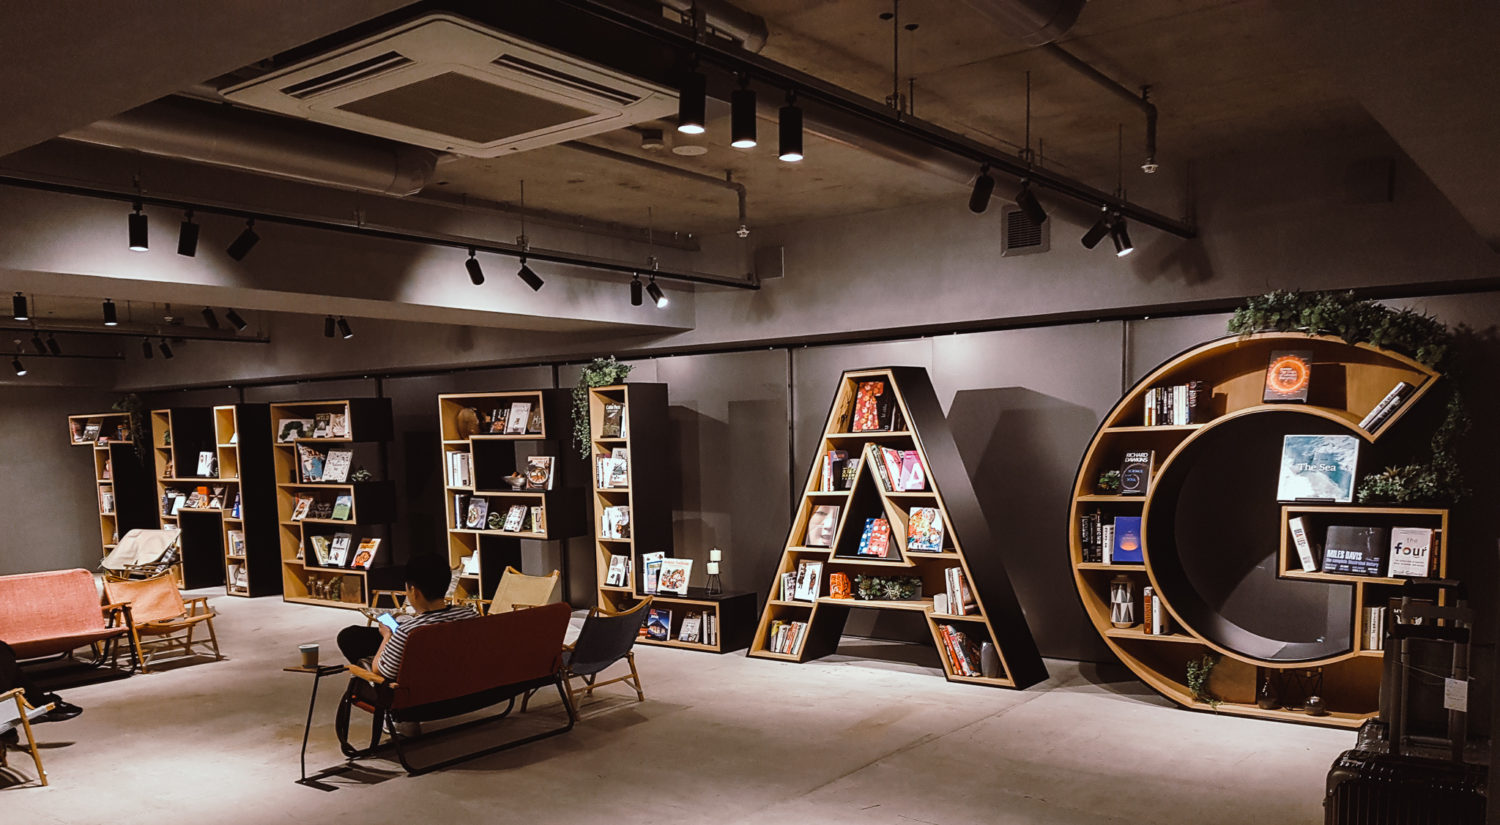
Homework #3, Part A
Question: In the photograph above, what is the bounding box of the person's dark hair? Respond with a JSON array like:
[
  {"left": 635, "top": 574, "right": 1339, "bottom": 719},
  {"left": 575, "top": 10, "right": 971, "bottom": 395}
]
[{"left": 404, "top": 554, "right": 452, "bottom": 602}]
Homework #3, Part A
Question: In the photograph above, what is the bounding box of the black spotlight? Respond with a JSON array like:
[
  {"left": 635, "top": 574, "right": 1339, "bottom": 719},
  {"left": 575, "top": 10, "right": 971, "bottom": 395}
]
[
  {"left": 516, "top": 257, "right": 544, "bottom": 292},
  {"left": 778, "top": 92, "right": 803, "bottom": 162},
  {"left": 224, "top": 308, "right": 248, "bottom": 331},
  {"left": 968, "top": 165, "right": 994, "bottom": 213},
  {"left": 1015, "top": 180, "right": 1047, "bottom": 224},
  {"left": 731, "top": 79, "right": 757, "bottom": 149},
  {"left": 30, "top": 333, "right": 46, "bottom": 355},
  {"left": 226, "top": 219, "right": 259, "bottom": 261},
  {"left": 142, "top": 337, "right": 154, "bottom": 359},
  {"left": 45, "top": 335, "right": 60, "bottom": 356},
  {"left": 1081, "top": 208, "right": 1112, "bottom": 249},
  {"left": 1111, "top": 218, "right": 1134, "bottom": 257},
  {"left": 337, "top": 317, "right": 353, "bottom": 339},
  {"left": 178, "top": 209, "right": 199, "bottom": 257},
  {"left": 201, "top": 306, "right": 220, "bottom": 330},
  {"left": 466, "top": 248, "right": 485, "bottom": 285},
  {"left": 159, "top": 339, "right": 174, "bottom": 359},
  {"left": 103, "top": 299, "right": 119, "bottom": 327},
  {"left": 677, "top": 67, "right": 706, "bottom": 135},
  {"left": 11, "top": 292, "right": 28, "bottom": 321},
  {"left": 646, "top": 275, "right": 668, "bottom": 308},
  {"left": 128, "top": 201, "right": 148, "bottom": 252},
  {"left": 11, "top": 357, "right": 25, "bottom": 377},
  {"left": 323, "top": 315, "right": 336, "bottom": 339},
  {"left": 630, "top": 273, "right": 643, "bottom": 306}
]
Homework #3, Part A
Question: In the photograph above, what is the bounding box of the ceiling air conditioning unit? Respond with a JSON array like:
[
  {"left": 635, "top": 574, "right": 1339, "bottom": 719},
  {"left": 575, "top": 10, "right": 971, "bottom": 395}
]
[{"left": 222, "top": 14, "right": 678, "bottom": 157}]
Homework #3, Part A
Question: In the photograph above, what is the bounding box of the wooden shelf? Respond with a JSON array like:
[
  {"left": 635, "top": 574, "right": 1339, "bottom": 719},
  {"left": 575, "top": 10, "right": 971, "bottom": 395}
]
[
  {"left": 1076, "top": 562, "right": 1145, "bottom": 571},
  {"left": 817, "top": 596, "right": 932, "bottom": 611},
  {"left": 825, "top": 430, "right": 914, "bottom": 438},
  {"left": 1075, "top": 494, "right": 1146, "bottom": 502},
  {"left": 1104, "top": 626, "right": 1203, "bottom": 645},
  {"left": 1103, "top": 424, "right": 1204, "bottom": 433}
]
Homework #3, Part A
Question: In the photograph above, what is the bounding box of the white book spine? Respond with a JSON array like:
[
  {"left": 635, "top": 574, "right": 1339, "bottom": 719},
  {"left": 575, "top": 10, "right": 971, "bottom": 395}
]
[
  {"left": 1289, "top": 517, "right": 1317, "bottom": 572},
  {"left": 1102, "top": 523, "right": 1114, "bottom": 565}
]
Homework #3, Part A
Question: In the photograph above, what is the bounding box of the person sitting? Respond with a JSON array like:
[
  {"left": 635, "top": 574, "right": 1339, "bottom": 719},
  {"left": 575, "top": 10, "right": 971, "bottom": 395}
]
[{"left": 0, "top": 639, "right": 82, "bottom": 746}]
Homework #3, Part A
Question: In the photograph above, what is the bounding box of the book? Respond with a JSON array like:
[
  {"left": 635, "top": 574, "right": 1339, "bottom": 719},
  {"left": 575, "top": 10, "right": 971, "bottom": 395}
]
[
  {"left": 1112, "top": 516, "right": 1143, "bottom": 563},
  {"left": 98, "top": 488, "right": 115, "bottom": 514},
  {"left": 865, "top": 443, "right": 894, "bottom": 491},
  {"left": 805, "top": 505, "right": 840, "bottom": 548},
  {"left": 1263, "top": 350, "right": 1313, "bottom": 403},
  {"left": 82, "top": 422, "right": 101, "bottom": 442},
  {"left": 793, "top": 560, "right": 823, "bottom": 601},
  {"left": 309, "top": 535, "right": 331, "bottom": 566},
  {"left": 856, "top": 516, "right": 892, "bottom": 557},
  {"left": 208, "top": 486, "right": 225, "bottom": 509},
  {"left": 529, "top": 506, "right": 545, "bottom": 534},
  {"left": 881, "top": 447, "right": 903, "bottom": 491},
  {"left": 678, "top": 612, "right": 703, "bottom": 643},
  {"left": 331, "top": 494, "right": 353, "bottom": 521},
  {"left": 851, "top": 379, "right": 892, "bottom": 432},
  {"left": 322, "top": 449, "right": 353, "bottom": 483},
  {"left": 329, "top": 413, "right": 348, "bottom": 438},
  {"left": 297, "top": 445, "right": 324, "bottom": 482},
  {"left": 170, "top": 493, "right": 186, "bottom": 515},
  {"left": 907, "top": 507, "right": 944, "bottom": 551},
  {"left": 290, "top": 494, "right": 313, "bottom": 521},
  {"left": 641, "top": 552, "right": 664, "bottom": 594},
  {"left": 601, "top": 506, "right": 631, "bottom": 539},
  {"left": 526, "top": 405, "right": 544, "bottom": 434},
  {"left": 328, "top": 533, "right": 353, "bottom": 567},
  {"left": 460, "top": 553, "right": 480, "bottom": 575},
  {"left": 313, "top": 413, "right": 332, "bottom": 438},
  {"left": 351, "top": 538, "right": 380, "bottom": 570},
  {"left": 1277, "top": 435, "right": 1359, "bottom": 502},
  {"left": 821, "top": 449, "right": 847, "bottom": 491},
  {"left": 227, "top": 530, "right": 246, "bottom": 556},
  {"left": 1359, "top": 381, "right": 1415, "bottom": 431},
  {"left": 232, "top": 492, "right": 241, "bottom": 518},
  {"left": 780, "top": 572, "right": 797, "bottom": 601},
  {"left": 465, "top": 497, "right": 489, "bottom": 529},
  {"left": 898, "top": 450, "right": 925, "bottom": 492},
  {"left": 596, "top": 455, "right": 614, "bottom": 488},
  {"left": 277, "top": 418, "right": 313, "bottom": 442},
  {"left": 1387, "top": 526, "right": 1433, "bottom": 578},
  {"left": 605, "top": 555, "right": 630, "bottom": 587},
  {"left": 504, "top": 402, "right": 532, "bottom": 435},
  {"left": 196, "top": 451, "right": 217, "bottom": 477},
  {"left": 944, "top": 567, "right": 974, "bottom": 615},
  {"left": 645, "top": 608, "right": 671, "bottom": 641},
  {"left": 1322, "top": 525, "right": 1388, "bottom": 576},
  {"left": 1288, "top": 516, "right": 1317, "bottom": 572},
  {"left": 502, "top": 504, "right": 527, "bottom": 532},
  {"left": 525, "top": 456, "right": 554, "bottom": 490},
  {"left": 657, "top": 558, "right": 692, "bottom": 595},
  {"left": 609, "top": 448, "right": 629, "bottom": 487},
  {"left": 1119, "top": 450, "right": 1154, "bottom": 495},
  {"left": 601, "top": 403, "right": 625, "bottom": 438}
]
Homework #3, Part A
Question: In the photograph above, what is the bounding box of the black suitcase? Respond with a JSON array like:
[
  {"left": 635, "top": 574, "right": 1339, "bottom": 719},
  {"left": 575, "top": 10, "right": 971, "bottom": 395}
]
[{"left": 1324, "top": 578, "right": 1486, "bottom": 824}]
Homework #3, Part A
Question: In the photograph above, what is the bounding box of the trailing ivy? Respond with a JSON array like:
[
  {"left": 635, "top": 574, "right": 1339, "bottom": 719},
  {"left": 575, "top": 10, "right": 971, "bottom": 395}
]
[
  {"left": 1185, "top": 654, "right": 1220, "bottom": 709},
  {"left": 112, "top": 392, "right": 148, "bottom": 461},
  {"left": 572, "top": 356, "right": 633, "bottom": 459},
  {"left": 1227, "top": 290, "right": 1470, "bottom": 505}
]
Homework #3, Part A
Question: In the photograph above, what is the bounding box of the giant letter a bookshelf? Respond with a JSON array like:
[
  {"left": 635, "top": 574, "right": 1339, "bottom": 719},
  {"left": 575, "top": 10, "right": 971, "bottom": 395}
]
[{"left": 748, "top": 367, "right": 1047, "bottom": 688}]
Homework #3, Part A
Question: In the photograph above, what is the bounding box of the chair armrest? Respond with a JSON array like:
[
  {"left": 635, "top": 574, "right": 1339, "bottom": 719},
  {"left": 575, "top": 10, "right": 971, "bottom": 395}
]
[
  {"left": 348, "top": 664, "right": 391, "bottom": 687},
  {"left": 185, "top": 596, "right": 213, "bottom": 616},
  {"left": 102, "top": 601, "right": 133, "bottom": 628}
]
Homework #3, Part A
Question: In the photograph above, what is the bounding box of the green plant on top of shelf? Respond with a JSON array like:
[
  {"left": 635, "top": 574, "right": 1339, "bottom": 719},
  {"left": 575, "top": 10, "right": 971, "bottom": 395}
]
[
  {"left": 1185, "top": 654, "right": 1220, "bottom": 709},
  {"left": 1096, "top": 470, "right": 1121, "bottom": 493},
  {"left": 112, "top": 392, "right": 148, "bottom": 459},
  {"left": 853, "top": 574, "right": 921, "bottom": 601},
  {"left": 572, "top": 356, "right": 632, "bottom": 458}
]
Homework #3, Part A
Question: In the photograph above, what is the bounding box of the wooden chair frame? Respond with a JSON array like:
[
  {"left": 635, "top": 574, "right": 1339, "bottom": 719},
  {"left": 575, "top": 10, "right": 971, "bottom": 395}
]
[
  {"left": 1, "top": 688, "right": 52, "bottom": 787},
  {"left": 112, "top": 594, "right": 222, "bottom": 674},
  {"left": 523, "top": 599, "right": 649, "bottom": 713}
]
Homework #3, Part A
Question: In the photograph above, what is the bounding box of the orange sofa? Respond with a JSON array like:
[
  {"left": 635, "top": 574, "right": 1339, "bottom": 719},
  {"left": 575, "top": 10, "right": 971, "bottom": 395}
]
[{"left": 0, "top": 569, "right": 129, "bottom": 661}]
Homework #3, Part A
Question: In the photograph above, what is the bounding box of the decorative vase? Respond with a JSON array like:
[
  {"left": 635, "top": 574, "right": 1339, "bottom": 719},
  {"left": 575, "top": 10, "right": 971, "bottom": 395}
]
[
  {"left": 1256, "top": 676, "right": 1279, "bottom": 710},
  {"left": 1109, "top": 574, "right": 1136, "bottom": 628},
  {"left": 1304, "top": 695, "right": 1328, "bottom": 716},
  {"left": 980, "top": 641, "right": 1000, "bottom": 679}
]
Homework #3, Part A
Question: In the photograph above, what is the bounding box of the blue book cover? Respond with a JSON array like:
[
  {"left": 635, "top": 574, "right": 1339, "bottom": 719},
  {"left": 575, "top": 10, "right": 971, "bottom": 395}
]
[{"left": 1112, "top": 516, "right": 1144, "bottom": 563}]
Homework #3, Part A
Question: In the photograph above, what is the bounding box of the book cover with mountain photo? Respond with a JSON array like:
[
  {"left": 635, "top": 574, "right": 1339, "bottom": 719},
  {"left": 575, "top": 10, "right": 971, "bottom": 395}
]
[{"left": 1276, "top": 434, "right": 1359, "bottom": 503}]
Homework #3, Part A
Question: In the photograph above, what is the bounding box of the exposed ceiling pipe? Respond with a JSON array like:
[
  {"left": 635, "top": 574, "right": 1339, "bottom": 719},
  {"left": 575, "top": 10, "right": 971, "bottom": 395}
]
[
  {"left": 1043, "top": 43, "right": 1159, "bottom": 173},
  {"left": 560, "top": 140, "right": 748, "bottom": 235},
  {"left": 661, "top": 0, "right": 768, "bottom": 52},
  {"left": 953, "top": 0, "right": 1085, "bottom": 46},
  {"left": 61, "top": 97, "right": 437, "bottom": 197}
]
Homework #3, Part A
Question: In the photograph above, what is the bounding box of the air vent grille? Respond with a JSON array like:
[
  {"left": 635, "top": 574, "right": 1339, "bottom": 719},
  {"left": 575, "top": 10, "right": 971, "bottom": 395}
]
[
  {"left": 283, "top": 52, "right": 413, "bottom": 99},
  {"left": 1001, "top": 205, "right": 1050, "bottom": 256},
  {"left": 492, "top": 54, "right": 640, "bottom": 106}
]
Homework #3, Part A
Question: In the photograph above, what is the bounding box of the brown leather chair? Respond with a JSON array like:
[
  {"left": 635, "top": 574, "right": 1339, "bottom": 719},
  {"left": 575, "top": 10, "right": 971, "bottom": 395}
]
[{"left": 102, "top": 574, "right": 221, "bottom": 673}]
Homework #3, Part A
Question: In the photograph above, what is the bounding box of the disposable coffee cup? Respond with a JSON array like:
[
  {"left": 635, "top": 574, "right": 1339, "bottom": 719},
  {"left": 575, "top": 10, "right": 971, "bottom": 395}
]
[{"left": 299, "top": 643, "right": 319, "bottom": 668}]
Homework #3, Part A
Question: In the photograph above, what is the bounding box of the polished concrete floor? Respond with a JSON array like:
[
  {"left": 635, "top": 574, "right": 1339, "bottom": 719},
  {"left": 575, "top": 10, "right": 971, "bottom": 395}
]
[{"left": 4, "top": 590, "right": 1351, "bottom": 824}]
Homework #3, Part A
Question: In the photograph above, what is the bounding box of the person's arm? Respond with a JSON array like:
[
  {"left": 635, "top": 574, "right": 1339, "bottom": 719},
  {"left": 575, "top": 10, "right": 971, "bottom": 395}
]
[{"left": 369, "top": 623, "right": 394, "bottom": 677}]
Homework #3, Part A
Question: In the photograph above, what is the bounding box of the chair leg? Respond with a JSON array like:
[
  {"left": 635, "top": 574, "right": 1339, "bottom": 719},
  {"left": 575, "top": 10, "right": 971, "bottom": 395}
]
[
  {"left": 16, "top": 706, "right": 47, "bottom": 787},
  {"left": 206, "top": 617, "right": 223, "bottom": 660},
  {"left": 131, "top": 627, "right": 149, "bottom": 674},
  {"left": 627, "top": 651, "right": 645, "bottom": 701},
  {"left": 519, "top": 687, "right": 537, "bottom": 713}
]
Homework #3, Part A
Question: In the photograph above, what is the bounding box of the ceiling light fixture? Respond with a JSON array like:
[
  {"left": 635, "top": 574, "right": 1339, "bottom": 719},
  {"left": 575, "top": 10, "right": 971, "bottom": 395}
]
[
  {"left": 11, "top": 356, "right": 25, "bottom": 377},
  {"left": 224, "top": 308, "right": 248, "bottom": 331},
  {"left": 646, "top": 274, "right": 668, "bottom": 308},
  {"left": 1015, "top": 180, "right": 1047, "bottom": 225},
  {"left": 178, "top": 209, "right": 199, "bottom": 257},
  {"left": 30, "top": 333, "right": 46, "bottom": 355},
  {"left": 1111, "top": 217, "right": 1134, "bottom": 257},
  {"left": 466, "top": 248, "right": 485, "bottom": 285},
  {"left": 11, "top": 292, "right": 28, "bottom": 321},
  {"left": 731, "top": 75, "right": 757, "bottom": 149},
  {"left": 639, "top": 128, "right": 665, "bottom": 151},
  {"left": 337, "top": 317, "right": 354, "bottom": 339},
  {"left": 45, "top": 334, "right": 60, "bottom": 356},
  {"left": 968, "top": 164, "right": 994, "bottom": 213},
  {"left": 226, "top": 219, "right": 259, "bottom": 261},
  {"left": 201, "top": 306, "right": 220, "bottom": 330},
  {"left": 516, "top": 257, "right": 544, "bottom": 291},
  {"left": 128, "top": 200, "right": 148, "bottom": 251},
  {"left": 103, "top": 299, "right": 118, "bottom": 327},
  {"left": 323, "top": 315, "right": 336, "bottom": 338},
  {"left": 630, "top": 272, "right": 643, "bottom": 306},
  {"left": 514, "top": 181, "right": 543, "bottom": 291},
  {"left": 1081, "top": 208, "right": 1112, "bottom": 249},
  {"left": 159, "top": 339, "right": 174, "bottom": 359},
  {"left": 778, "top": 91, "right": 803, "bottom": 162},
  {"left": 141, "top": 337, "right": 153, "bottom": 359},
  {"left": 677, "top": 63, "right": 707, "bottom": 135}
]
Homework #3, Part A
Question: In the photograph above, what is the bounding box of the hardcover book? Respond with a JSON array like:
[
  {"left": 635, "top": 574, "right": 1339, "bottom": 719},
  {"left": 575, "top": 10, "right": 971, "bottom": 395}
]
[
  {"left": 805, "top": 505, "right": 840, "bottom": 548},
  {"left": 322, "top": 449, "right": 353, "bottom": 483},
  {"left": 297, "top": 445, "right": 324, "bottom": 482},
  {"left": 528, "top": 506, "right": 545, "bottom": 534},
  {"left": 309, "top": 535, "right": 331, "bottom": 566},
  {"left": 907, "top": 507, "right": 944, "bottom": 551},
  {"left": 329, "top": 413, "right": 348, "bottom": 438},
  {"left": 196, "top": 451, "right": 218, "bottom": 477},
  {"left": 898, "top": 450, "right": 926, "bottom": 492},
  {"left": 328, "top": 533, "right": 353, "bottom": 567},
  {"left": 605, "top": 555, "right": 629, "bottom": 587},
  {"left": 678, "top": 612, "right": 703, "bottom": 643},
  {"left": 1322, "top": 525, "right": 1388, "bottom": 576},
  {"left": 644, "top": 608, "right": 671, "bottom": 641},
  {"left": 793, "top": 560, "right": 824, "bottom": 602},
  {"left": 609, "top": 448, "right": 629, "bottom": 487},
  {"left": 277, "top": 418, "right": 314, "bottom": 443},
  {"left": 313, "top": 413, "right": 332, "bottom": 438},
  {"left": 641, "top": 552, "right": 664, "bottom": 594},
  {"left": 1288, "top": 516, "right": 1317, "bottom": 572},
  {"left": 331, "top": 494, "right": 352, "bottom": 521},
  {"left": 1359, "top": 381, "right": 1415, "bottom": 432},
  {"left": 351, "top": 538, "right": 380, "bottom": 570},
  {"left": 601, "top": 403, "right": 625, "bottom": 438},
  {"left": 290, "top": 494, "right": 313, "bottom": 521},
  {"left": 1277, "top": 434, "right": 1358, "bottom": 502},
  {"left": 1263, "top": 350, "right": 1313, "bottom": 403},
  {"left": 525, "top": 456, "right": 554, "bottom": 490},
  {"left": 1387, "top": 527, "right": 1433, "bottom": 578},
  {"left": 1119, "top": 450, "right": 1154, "bottom": 496},
  {"left": 1111, "top": 516, "right": 1144, "bottom": 563},
  {"left": 502, "top": 504, "right": 527, "bottom": 532},
  {"left": 227, "top": 530, "right": 245, "bottom": 556},
  {"left": 526, "top": 405, "right": 544, "bottom": 434},
  {"left": 856, "top": 516, "right": 892, "bottom": 558},
  {"left": 850, "top": 379, "right": 892, "bottom": 432},
  {"left": 504, "top": 402, "right": 532, "bottom": 435},
  {"left": 657, "top": 558, "right": 693, "bottom": 595},
  {"left": 465, "top": 497, "right": 489, "bottom": 529}
]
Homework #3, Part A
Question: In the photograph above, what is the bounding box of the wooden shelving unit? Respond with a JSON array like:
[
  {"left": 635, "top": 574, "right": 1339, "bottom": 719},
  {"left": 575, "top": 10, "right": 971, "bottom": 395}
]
[
  {"left": 748, "top": 367, "right": 1047, "bottom": 687},
  {"left": 68, "top": 413, "right": 154, "bottom": 558},
  {"left": 271, "top": 399, "right": 400, "bottom": 610},
  {"left": 588, "top": 383, "right": 757, "bottom": 653},
  {"left": 151, "top": 408, "right": 236, "bottom": 589},
  {"left": 1068, "top": 332, "right": 1447, "bottom": 727},
  {"left": 213, "top": 405, "right": 279, "bottom": 597},
  {"left": 436, "top": 389, "right": 585, "bottom": 604}
]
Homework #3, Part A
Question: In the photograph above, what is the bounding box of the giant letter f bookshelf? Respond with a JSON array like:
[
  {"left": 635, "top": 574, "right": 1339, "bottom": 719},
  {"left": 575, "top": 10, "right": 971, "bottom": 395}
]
[{"left": 748, "top": 367, "right": 1047, "bottom": 689}]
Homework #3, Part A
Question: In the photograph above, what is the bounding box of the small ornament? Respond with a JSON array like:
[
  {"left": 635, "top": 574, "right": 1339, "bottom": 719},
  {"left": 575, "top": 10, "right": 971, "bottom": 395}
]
[
  {"left": 1257, "top": 676, "right": 1279, "bottom": 710},
  {"left": 705, "top": 548, "right": 723, "bottom": 595},
  {"left": 829, "top": 572, "right": 852, "bottom": 599},
  {"left": 1109, "top": 574, "right": 1136, "bottom": 628},
  {"left": 1304, "top": 695, "right": 1328, "bottom": 716},
  {"left": 980, "top": 642, "right": 1001, "bottom": 679}
]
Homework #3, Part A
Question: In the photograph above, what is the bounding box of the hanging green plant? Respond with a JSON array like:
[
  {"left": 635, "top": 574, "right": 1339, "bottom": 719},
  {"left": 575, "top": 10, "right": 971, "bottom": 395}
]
[
  {"left": 112, "top": 392, "right": 148, "bottom": 461},
  {"left": 1185, "top": 654, "right": 1221, "bottom": 709},
  {"left": 572, "top": 357, "right": 633, "bottom": 458}
]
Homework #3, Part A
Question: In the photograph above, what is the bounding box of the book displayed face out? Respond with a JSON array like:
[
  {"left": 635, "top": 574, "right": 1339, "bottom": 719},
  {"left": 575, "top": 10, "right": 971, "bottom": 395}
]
[{"left": 1277, "top": 435, "right": 1358, "bottom": 503}]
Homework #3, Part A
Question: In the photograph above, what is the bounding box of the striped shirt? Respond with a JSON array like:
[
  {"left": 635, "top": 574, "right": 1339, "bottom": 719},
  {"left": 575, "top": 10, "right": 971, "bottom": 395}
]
[{"left": 377, "top": 604, "right": 479, "bottom": 681}]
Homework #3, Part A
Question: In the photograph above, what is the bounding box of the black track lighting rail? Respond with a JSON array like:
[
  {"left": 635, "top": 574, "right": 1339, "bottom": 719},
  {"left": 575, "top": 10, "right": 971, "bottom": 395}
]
[
  {"left": 0, "top": 321, "right": 268, "bottom": 345},
  {"left": 0, "top": 175, "right": 758, "bottom": 291},
  {"left": 564, "top": 0, "right": 1195, "bottom": 239}
]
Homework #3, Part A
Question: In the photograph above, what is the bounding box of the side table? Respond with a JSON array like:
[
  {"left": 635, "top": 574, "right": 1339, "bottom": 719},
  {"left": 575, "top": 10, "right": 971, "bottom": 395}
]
[{"left": 283, "top": 663, "right": 349, "bottom": 790}]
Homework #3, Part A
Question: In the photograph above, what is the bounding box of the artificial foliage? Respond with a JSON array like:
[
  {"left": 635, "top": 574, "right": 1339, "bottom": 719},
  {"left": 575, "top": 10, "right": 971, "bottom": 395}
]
[
  {"left": 572, "top": 356, "right": 633, "bottom": 458},
  {"left": 112, "top": 392, "right": 148, "bottom": 460},
  {"left": 1096, "top": 469, "right": 1121, "bottom": 494},
  {"left": 1185, "top": 654, "right": 1220, "bottom": 709},
  {"left": 853, "top": 574, "right": 921, "bottom": 601},
  {"left": 1228, "top": 290, "right": 1470, "bottom": 505}
]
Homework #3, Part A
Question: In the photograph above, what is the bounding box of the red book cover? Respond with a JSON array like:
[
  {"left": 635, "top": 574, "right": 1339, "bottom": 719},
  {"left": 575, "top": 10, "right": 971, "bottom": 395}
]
[
  {"left": 1263, "top": 350, "right": 1312, "bottom": 402},
  {"left": 866, "top": 517, "right": 891, "bottom": 557},
  {"left": 851, "top": 380, "right": 885, "bottom": 431}
]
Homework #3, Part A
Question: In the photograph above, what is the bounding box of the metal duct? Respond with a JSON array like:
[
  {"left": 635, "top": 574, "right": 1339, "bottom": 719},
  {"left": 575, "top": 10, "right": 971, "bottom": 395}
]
[
  {"left": 954, "top": 0, "right": 1084, "bottom": 46},
  {"left": 661, "top": 0, "right": 768, "bottom": 52},
  {"left": 61, "top": 97, "right": 437, "bottom": 197}
]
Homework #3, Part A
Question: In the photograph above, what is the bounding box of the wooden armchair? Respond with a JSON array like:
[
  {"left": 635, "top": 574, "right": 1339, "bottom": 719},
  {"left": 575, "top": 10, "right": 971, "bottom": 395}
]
[
  {"left": 524, "top": 597, "right": 650, "bottom": 712},
  {"left": 486, "top": 566, "right": 562, "bottom": 615},
  {"left": 102, "top": 574, "right": 222, "bottom": 673},
  {"left": 1, "top": 688, "right": 52, "bottom": 787}
]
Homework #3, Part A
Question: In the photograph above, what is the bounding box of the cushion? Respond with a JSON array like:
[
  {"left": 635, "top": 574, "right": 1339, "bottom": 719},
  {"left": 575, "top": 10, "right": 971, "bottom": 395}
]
[
  {"left": 0, "top": 569, "right": 108, "bottom": 643},
  {"left": 10, "top": 629, "right": 123, "bottom": 660}
]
